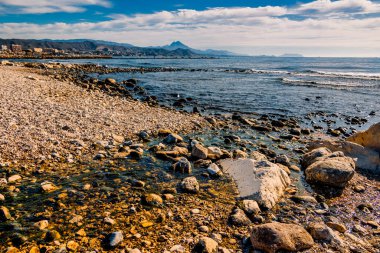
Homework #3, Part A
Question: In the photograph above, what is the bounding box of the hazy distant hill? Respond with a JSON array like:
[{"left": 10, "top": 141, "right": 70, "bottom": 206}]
[
  {"left": 0, "top": 38, "right": 201, "bottom": 57},
  {"left": 279, "top": 53, "right": 304, "bottom": 57},
  {"left": 157, "top": 41, "right": 238, "bottom": 56}
]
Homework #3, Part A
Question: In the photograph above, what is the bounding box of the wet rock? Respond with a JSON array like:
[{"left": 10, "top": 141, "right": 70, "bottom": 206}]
[
  {"left": 250, "top": 223, "right": 314, "bottom": 253},
  {"left": 308, "top": 222, "right": 344, "bottom": 246},
  {"left": 232, "top": 149, "right": 248, "bottom": 159},
  {"left": 172, "top": 158, "right": 192, "bottom": 174},
  {"left": 275, "top": 154, "right": 290, "bottom": 166},
  {"left": 45, "top": 230, "right": 61, "bottom": 241},
  {"left": 326, "top": 222, "right": 347, "bottom": 233},
  {"left": 8, "top": 175, "right": 21, "bottom": 183},
  {"left": 207, "top": 163, "right": 222, "bottom": 176},
  {"left": 33, "top": 220, "right": 49, "bottom": 230},
  {"left": 128, "top": 249, "right": 141, "bottom": 253},
  {"left": 164, "top": 133, "right": 183, "bottom": 144},
  {"left": 139, "top": 130, "right": 150, "bottom": 141},
  {"left": 302, "top": 147, "right": 332, "bottom": 168},
  {"left": 219, "top": 159, "right": 290, "bottom": 209},
  {"left": 242, "top": 199, "right": 260, "bottom": 215},
  {"left": 67, "top": 240, "right": 79, "bottom": 251},
  {"left": 192, "top": 144, "right": 208, "bottom": 159},
  {"left": 107, "top": 231, "right": 124, "bottom": 247},
  {"left": 229, "top": 208, "right": 251, "bottom": 226},
  {"left": 0, "top": 194, "right": 4, "bottom": 202},
  {"left": 250, "top": 151, "right": 267, "bottom": 161},
  {"left": 180, "top": 177, "right": 199, "bottom": 193},
  {"left": 207, "top": 147, "right": 223, "bottom": 160},
  {"left": 0, "top": 206, "right": 11, "bottom": 221},
  {"left": 105, "top": 78, "right": 117, "bottom": 85},
  {"left": 290, "top": 195, "right": 318, "bottom": 204},
  {"left": 193, "top": 237, "right": 218, "bottom": 253},
  {"left": 0, "top": 178, "right": 7, "bottom": 186},
  {"left": 143, "top": 193, "right": 163, "bottom": 207},
  {"left": 305, "top": 155, "right": 355, "bottom": 187},
  {"left": 170, "top": 245, "right": 185, "bottom": 252}
]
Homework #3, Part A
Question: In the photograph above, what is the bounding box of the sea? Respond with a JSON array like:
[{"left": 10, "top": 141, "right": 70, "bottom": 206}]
[{"left": 18, "top": 56, "right": 380, "bottom": 128}]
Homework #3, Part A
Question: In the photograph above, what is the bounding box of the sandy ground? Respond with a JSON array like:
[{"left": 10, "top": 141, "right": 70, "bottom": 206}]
[{"left": 0, "top": 65, "right": 205, "bottom": 162}]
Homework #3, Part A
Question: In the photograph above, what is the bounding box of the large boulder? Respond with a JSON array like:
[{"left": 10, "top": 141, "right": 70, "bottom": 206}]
[
  {"left": 305, "top": 155, "right": 355, "bottom": 188},
  {"left": 309, "top": 140, "right": 380, "bottom": 174},
  {"left": 302, "top": 147, "right": 332, "bottom": 168},
  {"left": 250, "top": 223, "right": 314, "bottom": 253},
  {"left": 219, "top": 159, "right": 290, "bottom": 209},
  {"left": 347, "top": 122, "right": 380, "bottom": 152}
]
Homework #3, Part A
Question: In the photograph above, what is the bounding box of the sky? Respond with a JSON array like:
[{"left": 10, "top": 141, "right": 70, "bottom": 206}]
[{"left": 0, "top": 0, "right": 380, "bottom": 57}]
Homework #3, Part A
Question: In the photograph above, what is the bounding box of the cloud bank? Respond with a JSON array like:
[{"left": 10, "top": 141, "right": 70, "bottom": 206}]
[{"left": 0, "top": 0, "right": 379, "bottom": 56}]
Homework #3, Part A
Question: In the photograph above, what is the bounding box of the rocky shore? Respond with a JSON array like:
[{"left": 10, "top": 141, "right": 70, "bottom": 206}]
[{"left": 0, "top": 61, "right": 379, "bottom": 253}]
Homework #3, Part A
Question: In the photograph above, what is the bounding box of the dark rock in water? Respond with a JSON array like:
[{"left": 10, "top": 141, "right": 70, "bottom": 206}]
[
  {"left": 138, "top": 131, "right": 150, "bottom": 141},
  {"left": 193, "top": 107, "right": 200, "bottom": 113},
  {"left": 0, "top": 206, "right": 11, "bottom": 221},
  {"left": 107, "top": 231, "right": 124, "bottom": 247},
  {"left": 369, "top": 111, "right": 376, "bottom": 116},
  {"left": 105, "top": 78, "right": 117, "bottom": 85},
  {"left": 45, "top": 230, "right": 61, "bottom": 241},
  {"left": 127, "top": 78, "right": 137, "bottom": 85},
  {"left": 164, "top": 133, "right": 183, "bottom": 144},
  {"left": 172, "top": 158, "right": 192, "bottom": 174},
  {"left": 250, "top": 223, "right": 314, "bottom": 252}
]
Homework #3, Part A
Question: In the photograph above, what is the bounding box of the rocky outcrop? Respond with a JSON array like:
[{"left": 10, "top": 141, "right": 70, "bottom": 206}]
[
  {"left": 347, "top": 122, "right": 380, "bottom": 152},
  {"left": 250, "top": 223, "right": 314, "bottom": 253},
  {"left": 219, "top": 159, "right": 290, "bottom": 209}
]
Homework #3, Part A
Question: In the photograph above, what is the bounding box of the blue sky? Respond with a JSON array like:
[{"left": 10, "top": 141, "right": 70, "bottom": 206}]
[{"left": 0, "top": 0, "right": 380, "bottom": 56}]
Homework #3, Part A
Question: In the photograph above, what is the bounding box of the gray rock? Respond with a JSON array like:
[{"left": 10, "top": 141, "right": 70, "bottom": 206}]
[
  {"left": 180, "top": 177, "right": 199, "bottom": 193},
  {"left": 242, "top": 199, "right": 261, "bottom": 215},
  {"left": 164, "top": 133, "right": 183, "bottom": 144},
  {"left": 193, "top": 237, "right": 218, "bottom": 253},
  {"left": 172, "top": 158, "right": 192, "bottom": 174},
  {"left": 108, "top": 231, "right": 124, "bottom": 247},
  {"left": 275, "top": 154, "right": 290, "bottom": 166},
  {"left": 308, "top": 222, "right": 344, "bottom": 246},
  {"left": 192, "top": 144, "right": 208, "bottom": 159},
  {"left": 207, "top": 163, "right": 222, "bottom": 176},
  {"left": 305, "top": 156, "right": 355, "bottom": 187},
  {"left": 302, "top": 147, "right": 332, "bottom": 168},
  {"left": 229, "top": 208, "right": 251, "bottom": 226},
  {"left": 251, "top": 223, "right": 314, "bottom": 252},
  {"left": 219, "top": 159, "right": 290, "bottom": 209}
]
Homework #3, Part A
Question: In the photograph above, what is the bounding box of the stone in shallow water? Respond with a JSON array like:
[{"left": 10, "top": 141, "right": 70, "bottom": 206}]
[
  {"left": 192, "top": 143, "right": 208, "bottom": 159},
  {"left": 172, "top": 158, "right": 192, "bottom": 174},
  {"left": 219, "top": 159, "right": 290, "bottom": 209}
]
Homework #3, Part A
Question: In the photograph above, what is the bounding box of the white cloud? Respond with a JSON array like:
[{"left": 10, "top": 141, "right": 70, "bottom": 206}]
[
  {"left": 0, "top": 0, "right": 111, "bottom": 14},
  {"left": 0, "top": 0, "right": 379, "bottom": 56}
]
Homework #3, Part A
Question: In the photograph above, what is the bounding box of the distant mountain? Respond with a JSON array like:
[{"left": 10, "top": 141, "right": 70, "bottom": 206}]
[
  {"left": 279, "top": 53, "right": 304, "bottom": 57},
  {"left": 156, "top": 41, "right": 239, "bottom": 56},
  {"left": 0, "top": 38, "right": 201, "bottom": 57}
]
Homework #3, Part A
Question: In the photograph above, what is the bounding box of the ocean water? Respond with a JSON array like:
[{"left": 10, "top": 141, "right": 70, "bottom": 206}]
[{"left": 21, "top": 56, "right": 380, "bottom": 126}]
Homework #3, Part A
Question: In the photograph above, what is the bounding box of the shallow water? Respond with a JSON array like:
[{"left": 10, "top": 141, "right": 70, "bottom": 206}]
[{"left": 16, "top": 56, "right": 380, "bottom": 128}]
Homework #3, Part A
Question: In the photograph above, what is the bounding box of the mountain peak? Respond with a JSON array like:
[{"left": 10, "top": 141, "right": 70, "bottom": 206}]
[{"left": 169, "top": 41, "right": 187, "bottom": 47}]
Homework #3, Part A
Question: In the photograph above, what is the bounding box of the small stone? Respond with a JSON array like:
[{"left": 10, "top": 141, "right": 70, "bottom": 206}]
[
  {"left": 191, "top": 208, "right": 200, "bottom": 214},
  {"left": 141, "top": 220, "right": 154, "bottom": 228},
  {"left": 275, "top": 155, "right": 290, "bottom": 166},
  {"left": 29, "top": 246, "right": 40, "bottom": 253},
  {"left": 0, "top": 194, "right": 4, "bottom": 202},
  {"left": 164, "top": 133, "right": 183, "bottom": 144},
  {"left": 6, "top": 247, "right": 19, "bottom": 253},
  {"left": 104, "top": 217, "right": 116, "bottom": 225},
  {"left": 242, "top": 200, "right": 260, "bottom": 215},
  {"left": 172, "top": 158, "right": 192, "bottom": 174},
  {"left": 143, "top": 193, "right": 163, "bottom": 206},
  {"left": 170, "top": 245, "right": 185, "bottom": 252},
  {"left": 210, "top": 233, "right": 222, "bottom": 243},
  {"left": 193, "top": 237, "right": 218, "bottom": 253},
  {"left": 207, "top": 163, "right": 222, "bottom": 176},
  {"left": 0, "top": 178, "right": 7, "bottom": 186},
  {"left": 8, "top": 175, "right": 21, "bottom": 183},
  {"left": 199, "top": 225, "right": 209, "bottom": 232},
  {"left": 291, "top": 195, "right": 318, "bottom": 204},
  {"left": 0, "top": 206, "right": 11, "bottom": 221},
  {"left": 66, "top": 240, "right": 79, "bottom": 251},
  {"left": 289, "top": 165, "right": 301, "bottom": 172},
  {"left": 192, "top": 144, "right": 208, "bottom": 159},
  {"left": 326, "top": 222, "right": 347, "bottom": 233},
  {"left": 108, "top": 231, "right": 123, "bottom": 247},
  {"left": 229, "top": 208, "right": 251, "bottom": 226},
  {"left": 128, "top": 249, "right": 141, "bottom": 253},
  {"left": 308, "top": 222, "right": 344, "bottom": 246},
  {"left": 353, "top": 185, "right": 365, "bottom": 192},
  {"left": 33, "top": 220, "right": 49, "bottom": 230},
  {"left": 45, "top": 230, "right": 61, "bottom": 241},
  {"left": 180, "top": 177, "right": 199, "bottom": 193},
  {"left": 41, "top": 181, "right": 58, "bottom": 193},
  {"left": 76, "top": 228, "right": 86, "bottom": 237}
]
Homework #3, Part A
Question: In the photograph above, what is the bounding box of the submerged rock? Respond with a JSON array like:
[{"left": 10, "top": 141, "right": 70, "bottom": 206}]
[
  {"left": 219, "top": 159, "right": 290, "bottom": 209},
  {"left": 250, "top": 223, "right": 314, "bottom": 253}
]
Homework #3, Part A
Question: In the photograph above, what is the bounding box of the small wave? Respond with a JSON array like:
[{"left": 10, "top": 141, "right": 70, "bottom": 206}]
[
  {"left": 294, "top": 70, "right": 380, "bottom": 81},
  {"left": 281, "top": 78, "right": 379, "bottom": 89}
]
